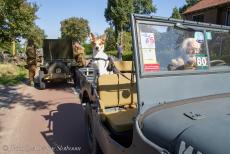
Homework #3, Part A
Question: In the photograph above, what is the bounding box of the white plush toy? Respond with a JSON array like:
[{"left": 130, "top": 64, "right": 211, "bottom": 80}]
[{"left": 171, "top": 38, "right": 201, "bottom": 67}]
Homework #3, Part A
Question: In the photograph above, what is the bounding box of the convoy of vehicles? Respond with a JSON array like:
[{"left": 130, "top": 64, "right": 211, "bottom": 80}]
[{"left": 76, "top": 14, "right": 230, "bottom": 154}]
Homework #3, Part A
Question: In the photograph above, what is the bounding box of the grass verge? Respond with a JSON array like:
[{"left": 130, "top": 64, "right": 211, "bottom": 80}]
[{"left": 0, "top": 64, "right": 27, "bottom": 86}]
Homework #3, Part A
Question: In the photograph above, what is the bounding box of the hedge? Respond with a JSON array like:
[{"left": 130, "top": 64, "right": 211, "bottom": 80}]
[{"left": 106, "top": 50, "right": 133, "bottom": 61}]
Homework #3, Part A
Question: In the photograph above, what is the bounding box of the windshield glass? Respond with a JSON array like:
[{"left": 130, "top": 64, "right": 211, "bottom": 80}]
[
  {"left": 137, "top": 23, "right": 230, "bottom": 74},
  {"left": 208, "top": 31, "right": 230, "bottom": 67}
]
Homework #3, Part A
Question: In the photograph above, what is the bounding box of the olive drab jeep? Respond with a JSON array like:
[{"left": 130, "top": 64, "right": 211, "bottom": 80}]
[{"left": 38, "top": 39, "right": 77, "bottom": 89}]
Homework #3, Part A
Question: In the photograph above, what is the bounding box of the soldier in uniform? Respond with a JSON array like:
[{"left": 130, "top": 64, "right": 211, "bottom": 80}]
[
  {"left": 26, "top": 39, "right": 37, "bottom": 86},
  {"left": 73, "top": 42, "right": 86, "bottom": 67},
  {"left": 72, "top": 42, "right": 86, "bottom": 88}
]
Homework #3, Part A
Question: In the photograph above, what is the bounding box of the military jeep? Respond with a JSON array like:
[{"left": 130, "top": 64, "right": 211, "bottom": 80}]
[
  {"left": 38, "top": 39, "right": 76, "bottom": 89},
  {"left": 78, "top": 14, "right": 230, "bottom": 154}
]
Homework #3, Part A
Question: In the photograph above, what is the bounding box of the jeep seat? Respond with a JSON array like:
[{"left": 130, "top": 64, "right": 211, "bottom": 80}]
[
  {"left": 114, "top": 61, "right": 133, "bottom": 73},
  {"left": 104, "top": 108, "right": 137, "bottom": 132},
  {"left": 98, "top": 61, "right": 137, "bottom": 133}
]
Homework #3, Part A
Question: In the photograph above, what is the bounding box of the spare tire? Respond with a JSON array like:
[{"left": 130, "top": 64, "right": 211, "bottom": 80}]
[{"left": 48, "top": 61, "right": 69, "bottom": 74}]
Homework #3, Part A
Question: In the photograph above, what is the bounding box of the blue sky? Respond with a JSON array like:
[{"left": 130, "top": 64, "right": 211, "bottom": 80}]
[{"left": 29, "top": 0, "right": 185, "bottom": 39}]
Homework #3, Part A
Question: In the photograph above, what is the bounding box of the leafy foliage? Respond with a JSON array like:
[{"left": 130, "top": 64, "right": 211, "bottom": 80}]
[
  {"left": 0, "top": 0, "right": 38, "bottom": 42},
  {"left": 60, "top": 17, "right": 90, "bottom": 43},
  {"left": 0, "top": 41, "right": 11, "bottom": 52},
  {"left": 105, "top": 0, "right": 156, "bottom": 33},
  {"left": 83, "top": 43, "right": 93, "bottom": 55},
  {"left": 122, "top": 31, "right": 132, "bottom": 52},
  {"left": 106, "top": 31, "right": 132, "bottom": 59},
  {"left": 104, "top": 27, "right": 116, "bottom": 51},
  {"left": 105, "top": 0, "right": 134, "bottom": 34},
  {"left": 179, "top": 0, "right": 201, "bottom": 13},
  {"left": 0, "top": 39, "right": 25, "bottom": 55},
  {"left": 27, "top": 24, "right": 46, "bottom": 48},
  {"left": 133, "top": 0, "right": 156, "bottom": 14},
  {"left": 0, "top": 0, "right": 45, "bottom": 55},
  {"left": 105, "top": 0, "right": 156, "bottom": 46},
  {"left": 106, "top": 50, "right": 133, "bottom": 61},
  {"left": 171, "top": 7, "right": 182, "bottom": 19}
]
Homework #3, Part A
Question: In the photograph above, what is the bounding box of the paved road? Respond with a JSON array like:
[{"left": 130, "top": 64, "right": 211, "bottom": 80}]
[{"left": 0, "top": 83, "right": 90, "bottom": 154}]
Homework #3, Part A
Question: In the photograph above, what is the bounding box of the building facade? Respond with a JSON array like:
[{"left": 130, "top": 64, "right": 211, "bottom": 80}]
[{"left": 183, "top": 0, "right": 230, "bottom": 26}]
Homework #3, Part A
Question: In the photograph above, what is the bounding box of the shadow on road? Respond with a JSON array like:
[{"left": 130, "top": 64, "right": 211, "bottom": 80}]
[
  {"left": 0, "top": 85, "right": 51, "bottom": 110},
  {"left": 0, "top": 86, "right": 18, "bottom": 109},
  {"left": 0, "top": 83, "right": 72, "bottom": 111},
  {"left": 35, "top": 81, "right": 75, "bottom": 93},
  {"left": 41, "top": 103, "right": 90, "bottom": 154},
  {"left": 0, "top": 81, "right": 76, "bottom": 110}
]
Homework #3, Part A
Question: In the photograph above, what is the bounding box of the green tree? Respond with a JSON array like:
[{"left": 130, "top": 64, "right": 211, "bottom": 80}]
[
  {"left": 133, "top": 0, "right": 156, "bottom": 14},
  {"left": 0, "top": 41, "right": 11, "bottom": 52},
  {"left": 171, "top": 7, "right": 182, "bottom": 19},
  {"left": 179, "top": 0, "right": 200, "bottom": 13},
  {"left": 83, "top": 43, "right": 92, "bottom": 55},
  {"left": 105, "top": 0, "right": 133, "bottom": 36},
  {"left": 15, "top": 41, "right": 24, "bottom": 53},
  {"left": 104, "top": 27, "right": 116, "bottom": 51},
  {"left": 27, "top": 24, "right": 46, "bottom": 48},
  {"left": 60, "top": 17, "right": 90, "bottom": 43},
  {"left": 105, "top": 0, "right": 156, "bottom": 45},
  {"left": 122, "top": 31, "right": 132, "bottom": 52},
  {"left": 0, "top": 0, "right": 38, "bottom": 43}
]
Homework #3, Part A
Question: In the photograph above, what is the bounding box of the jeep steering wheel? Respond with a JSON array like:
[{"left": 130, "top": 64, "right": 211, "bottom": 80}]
[{"left": 210, "top": 60, "right": 226, "bottom": 66}]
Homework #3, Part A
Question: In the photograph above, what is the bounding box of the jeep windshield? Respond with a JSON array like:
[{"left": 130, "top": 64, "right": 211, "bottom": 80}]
[
  {"left": 134, "top": 19, "right": 230, "bottom": 76},
  {"left": 131, "top": 15, "right": 230, "bottom": 112}
]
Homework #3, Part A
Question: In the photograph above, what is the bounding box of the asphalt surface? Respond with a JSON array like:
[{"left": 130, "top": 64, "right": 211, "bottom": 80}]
[{"left": 0, "top": 83, "right": 90, "bottom": 154}]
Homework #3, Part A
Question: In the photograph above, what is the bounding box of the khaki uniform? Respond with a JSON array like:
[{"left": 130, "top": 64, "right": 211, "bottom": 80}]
[
  {"left": 73, "top": 45, "right": 86, "bottom": 67},
  {"left": 26, "top": 45, "right": 37, "bottom": 82}
]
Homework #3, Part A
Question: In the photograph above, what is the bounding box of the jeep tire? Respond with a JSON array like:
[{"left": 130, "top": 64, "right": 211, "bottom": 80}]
[
  {"left": 84, "top": 103, "right": 103, "bottom": 154},
  {"left": 39, "top": 70, "right": 46, "bottom": 90}
]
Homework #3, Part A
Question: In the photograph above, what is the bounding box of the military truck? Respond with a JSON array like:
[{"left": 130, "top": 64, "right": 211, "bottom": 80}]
[
  {"left": 78, "top": 14, "right": 230, "bottom": 154},
  {"left": 38, "top": 39, "right": 77, "bottom": 89}
]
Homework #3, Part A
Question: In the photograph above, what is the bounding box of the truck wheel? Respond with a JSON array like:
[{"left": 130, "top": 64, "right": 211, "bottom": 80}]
[
  {"left": 39, "top": 71, "right": 46, "bottom": 90},
  {"left": 85, "top": 103, "right": 103, "bottom": 154}
]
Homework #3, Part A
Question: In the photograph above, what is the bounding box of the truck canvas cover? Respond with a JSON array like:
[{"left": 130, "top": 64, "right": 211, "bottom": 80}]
[{"left": 43, "top": 39, "right": 73, "bottom": 61}]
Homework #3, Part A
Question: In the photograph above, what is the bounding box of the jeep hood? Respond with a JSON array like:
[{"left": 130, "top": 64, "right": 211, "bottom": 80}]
[{"left": 141, "top": 95, "right": 230, "bottom": 154}]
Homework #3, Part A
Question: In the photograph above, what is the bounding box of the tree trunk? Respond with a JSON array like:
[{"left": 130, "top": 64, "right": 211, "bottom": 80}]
[
  {"left": 12, "top": 40, "right": 16, "bottom": 56},
  {"left": 119, "top": 28, "right": 124, "bottom": 46}
]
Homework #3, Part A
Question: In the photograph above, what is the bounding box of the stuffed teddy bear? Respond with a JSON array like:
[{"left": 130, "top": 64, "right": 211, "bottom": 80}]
[{"left": 170, "top": 38, "right": 201, "bottom": 70}]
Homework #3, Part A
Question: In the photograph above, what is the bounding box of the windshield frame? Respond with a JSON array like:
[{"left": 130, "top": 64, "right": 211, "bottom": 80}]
[{"left": 132, "top": 14, "right": 230, "bottom": 78}]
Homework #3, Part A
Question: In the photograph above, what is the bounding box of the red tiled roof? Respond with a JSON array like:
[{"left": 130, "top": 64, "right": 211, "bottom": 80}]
[{"left": 183, "top": 0, "right": 230, "bottom": 14}]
